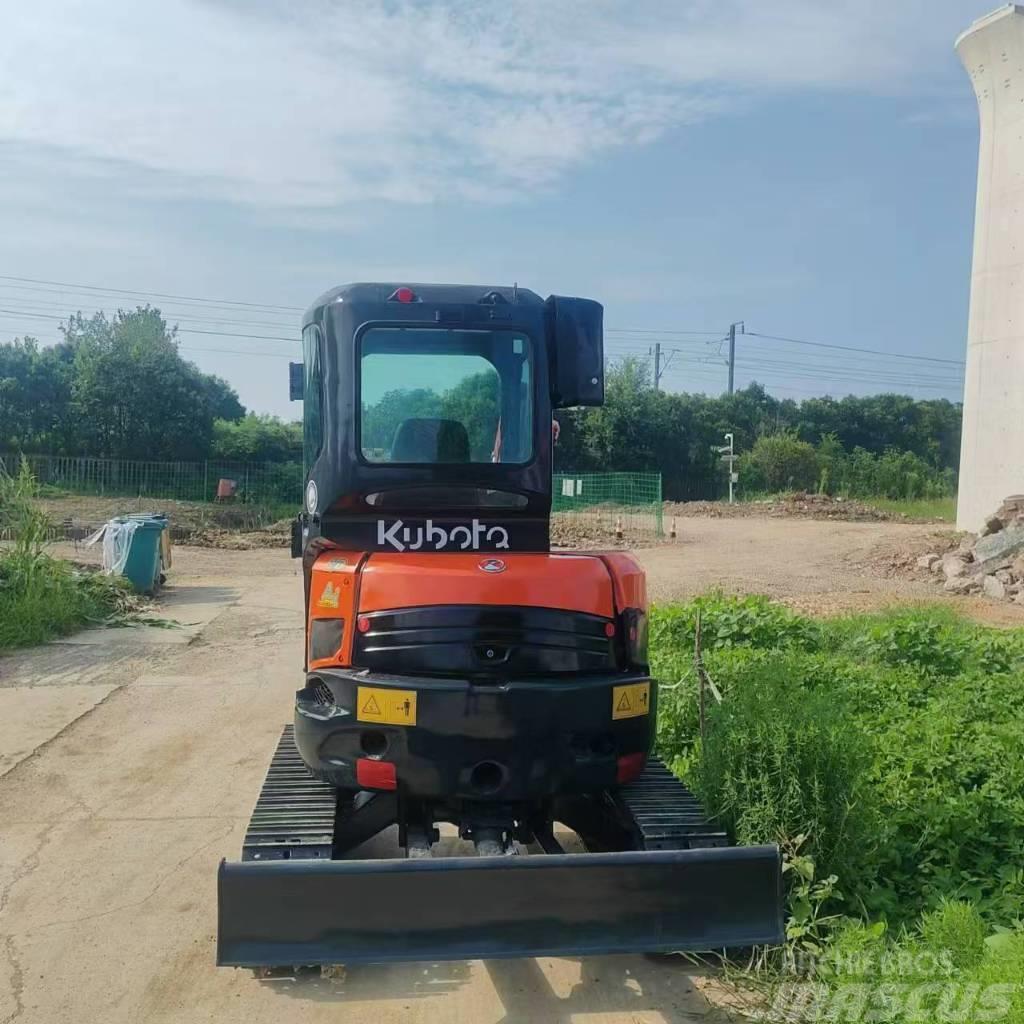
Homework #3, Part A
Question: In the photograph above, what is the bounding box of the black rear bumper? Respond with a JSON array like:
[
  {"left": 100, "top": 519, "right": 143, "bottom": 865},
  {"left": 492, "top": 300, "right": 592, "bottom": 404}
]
[
  {"left": 295, "top": 669, "right": 656, "bottom": 800},
  {"left": 218, "top": 844, "right": 783, "bottom": 966}
]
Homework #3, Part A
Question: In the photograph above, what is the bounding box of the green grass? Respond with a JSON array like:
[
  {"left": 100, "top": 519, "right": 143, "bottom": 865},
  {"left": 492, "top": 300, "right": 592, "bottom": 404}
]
[
  {"left": 655, "top": 597, "right": 1024, "bottom": 925},
  {"left": 1, "top": 461, "right": 135, "bottom": 650},
  {"left": 780, "top": 902, "right": 1024, "bottom": 1023},
  {"left": 0, "top": 549, "right": 133, "bottom": 650},
  {"left": 652, "top": 595, "right": 1024, "bottom": 1018},
  {"left": 866, "top": 495, "right": 957, "bottom": 521}
]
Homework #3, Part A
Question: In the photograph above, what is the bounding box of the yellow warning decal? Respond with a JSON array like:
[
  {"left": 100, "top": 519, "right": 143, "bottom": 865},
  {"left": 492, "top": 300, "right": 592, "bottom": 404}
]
[
  {"left": 612, "top": 682, "right": 650, "bottom": 721},
  {"left": 357, "top": 686, "right": 417, "bottom": 727},
  {"left": 318, "top": 582, "right": 340, "bottom": 609}
]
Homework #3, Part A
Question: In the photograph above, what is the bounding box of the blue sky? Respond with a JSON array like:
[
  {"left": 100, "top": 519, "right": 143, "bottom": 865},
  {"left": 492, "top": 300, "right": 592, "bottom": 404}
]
[{"left": 0, "top": 1, "right": 989, "bottom": 417}]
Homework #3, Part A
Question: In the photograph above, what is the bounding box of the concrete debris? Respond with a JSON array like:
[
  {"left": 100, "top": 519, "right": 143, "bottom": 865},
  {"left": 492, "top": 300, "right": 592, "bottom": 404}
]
[
  {"left": 998, "top": 494, "right": 1024, "bottom": 518},
  {"left": 973, "top": 523, "right": 1024, "bottom": 567},
  {"left": 981, "top": 514, "right": 1005, "bottom": 536},
  {"left": 941, "top": 553, "right": 971, "bottom": 579},
  {"left": 978, "top": 512, "right": 1003, "bottom": 536},
  {"left": 919, "top": 497, "right": 1024, "bottom": 605},
  {"left": 944, "top": 575, "right": 979, "bottom": 594}
]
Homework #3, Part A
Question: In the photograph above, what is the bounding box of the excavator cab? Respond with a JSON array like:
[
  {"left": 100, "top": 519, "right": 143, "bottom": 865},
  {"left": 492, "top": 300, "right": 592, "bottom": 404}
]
[{"left": 217, "top": 283, "right": 782, "bottom": 968}]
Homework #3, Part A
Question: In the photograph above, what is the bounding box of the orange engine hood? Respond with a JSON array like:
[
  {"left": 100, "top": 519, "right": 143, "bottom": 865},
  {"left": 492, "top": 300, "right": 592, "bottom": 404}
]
[{"left": 357, "top": 552, "right": 617, "bottom": 618}]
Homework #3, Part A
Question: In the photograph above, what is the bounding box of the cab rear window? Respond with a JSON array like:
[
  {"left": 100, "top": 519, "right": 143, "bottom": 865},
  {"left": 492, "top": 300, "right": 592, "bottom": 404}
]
[{"left": 359, "top": 327, "right": 533, "bottom": 465}]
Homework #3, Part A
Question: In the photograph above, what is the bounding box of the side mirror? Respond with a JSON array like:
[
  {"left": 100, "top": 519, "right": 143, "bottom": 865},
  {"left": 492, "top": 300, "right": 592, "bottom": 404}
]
[
  {"left": 289, "top": 362, "right": 304, "bottom": 402},
  {"left": 545, "top": 296, "right": 604, "bottom": 408}
]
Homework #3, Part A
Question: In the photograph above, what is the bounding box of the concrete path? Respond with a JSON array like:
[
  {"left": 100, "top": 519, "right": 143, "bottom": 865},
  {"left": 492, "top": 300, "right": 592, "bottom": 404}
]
[{"left": 0, "top": 555, "right": 710, "bottom": 1024}]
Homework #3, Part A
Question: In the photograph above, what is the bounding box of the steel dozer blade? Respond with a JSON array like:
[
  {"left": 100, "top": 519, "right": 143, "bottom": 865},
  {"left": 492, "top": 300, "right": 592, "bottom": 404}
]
[{"left": 217, "top": 844, "right": 783, "bottom": 966}]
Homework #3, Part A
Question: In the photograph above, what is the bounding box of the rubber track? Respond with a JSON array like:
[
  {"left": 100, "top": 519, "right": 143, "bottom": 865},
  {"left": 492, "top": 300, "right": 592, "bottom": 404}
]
[
  {"left": 614, "top": 758, "right": 728, "bottom": 850},
  {"left": 240, "top": 729, "right": 727, "bottom": 860},
  {"left": 241, "top": 726, "right": 336, "bottom": 861}
]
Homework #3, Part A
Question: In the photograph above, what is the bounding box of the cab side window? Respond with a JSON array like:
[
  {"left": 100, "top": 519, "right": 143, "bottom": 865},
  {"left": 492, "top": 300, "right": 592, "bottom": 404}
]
[{"left": 302, "top": 324, "right": 323, "bottom": 469}]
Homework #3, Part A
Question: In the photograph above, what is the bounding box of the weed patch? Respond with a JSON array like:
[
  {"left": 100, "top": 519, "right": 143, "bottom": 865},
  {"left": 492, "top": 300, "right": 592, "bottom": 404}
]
[
  {"left": 653, "top": 595, "right": 1024, "bottom": 1020},
  {"left": 0, "top": 462, "right": 135, "bottom": 650}
]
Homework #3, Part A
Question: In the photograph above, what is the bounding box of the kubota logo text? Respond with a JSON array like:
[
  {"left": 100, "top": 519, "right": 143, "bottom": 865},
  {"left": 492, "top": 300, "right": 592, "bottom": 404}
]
[{"left": 377, "top": 519, "right": 510, "bottom": 552}]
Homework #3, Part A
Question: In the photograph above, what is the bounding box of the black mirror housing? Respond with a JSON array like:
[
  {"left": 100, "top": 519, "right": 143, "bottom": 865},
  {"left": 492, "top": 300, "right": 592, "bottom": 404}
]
[
  {"left": 545, "top": 296, "right": 604, "bottom": 408},
  {"left": 289, "top": 362, "right": 304, "bottom": 402}
]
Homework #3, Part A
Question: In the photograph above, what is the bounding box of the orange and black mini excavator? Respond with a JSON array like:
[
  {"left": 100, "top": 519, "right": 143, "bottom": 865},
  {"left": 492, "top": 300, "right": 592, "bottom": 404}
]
[{"left": 217, "top": 283, "right": 782, "bottom": 968}]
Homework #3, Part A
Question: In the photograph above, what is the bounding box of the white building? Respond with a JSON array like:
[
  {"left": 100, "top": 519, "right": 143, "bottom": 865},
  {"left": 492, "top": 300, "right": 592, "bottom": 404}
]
[{"left": 956, "top": 5, "right": 1024, "bottom": 531}]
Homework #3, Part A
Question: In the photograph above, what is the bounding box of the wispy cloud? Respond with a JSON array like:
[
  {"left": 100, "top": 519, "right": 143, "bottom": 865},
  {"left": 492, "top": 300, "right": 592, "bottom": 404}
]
[{"left": 0, "top": 0, "right": 976, "bottom": 212}]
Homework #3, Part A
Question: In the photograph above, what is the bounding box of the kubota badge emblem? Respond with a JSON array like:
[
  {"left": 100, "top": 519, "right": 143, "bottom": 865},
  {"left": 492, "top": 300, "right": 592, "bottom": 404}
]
[{"left": 479, "top": 558, "right": 506, "bottom": 573}]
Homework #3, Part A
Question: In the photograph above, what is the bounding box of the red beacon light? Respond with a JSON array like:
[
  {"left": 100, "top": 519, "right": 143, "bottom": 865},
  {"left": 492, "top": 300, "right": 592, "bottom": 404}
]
[{"left": 388, "top": 286, "right": 418, "bottom": 303}]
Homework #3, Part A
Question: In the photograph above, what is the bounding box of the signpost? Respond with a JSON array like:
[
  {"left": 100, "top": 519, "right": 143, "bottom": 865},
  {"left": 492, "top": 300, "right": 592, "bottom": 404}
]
[{"left": 715, "top": 433, "right": 736, "bottom": 504}]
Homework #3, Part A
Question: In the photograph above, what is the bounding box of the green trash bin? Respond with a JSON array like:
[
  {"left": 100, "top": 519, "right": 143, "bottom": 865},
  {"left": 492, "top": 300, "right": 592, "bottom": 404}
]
[{"left": 117, "top": 515, "right": 168, "bottom": 595}]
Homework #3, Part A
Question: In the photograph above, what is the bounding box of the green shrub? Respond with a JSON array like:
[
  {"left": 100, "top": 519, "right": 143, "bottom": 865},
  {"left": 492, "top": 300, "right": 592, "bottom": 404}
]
[
  {"left": 805, "top": 906, "right": 1024, "bottom": 1023},
  {"left": 0, "top": 550, "right": 133, "bottom": 649},
  {"left": 0, "top": 462, "right": 132, "bottom": 650},
  {"left": 694, "top": 654, "right": 876, "bottom": 890},
  {"left": 739, "top": 431, "right": 820, "bottom": 493},
  {"left": 919, "top": 900, "right": 988, "bottom": 971},
  {"left": 653, "top": 596, "right": 1024, "bottom": 930},
  {"left": 651, "top": 594, "right": 819, "bottom": 660},
  {"left": 863, "top": 615, "right": 965, "bottom": 676}
]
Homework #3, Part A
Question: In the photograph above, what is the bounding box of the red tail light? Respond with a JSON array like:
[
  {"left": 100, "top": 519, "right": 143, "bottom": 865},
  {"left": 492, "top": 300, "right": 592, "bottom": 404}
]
[
  {"left": 357, "top": 615, "right": 371, "bottom": 633},
  {"left": 357, "top": 758, "right": 396, "bottom": 790},
  {"left": 388, "top": 286, "right": 417, "bottom": 303},
  {"left": 616, "top": 752, "right": 646, "bottom": 785}
]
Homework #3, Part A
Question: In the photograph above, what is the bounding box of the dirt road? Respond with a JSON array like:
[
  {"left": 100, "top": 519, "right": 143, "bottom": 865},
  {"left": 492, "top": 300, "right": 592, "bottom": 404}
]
[{"left": 2, "top": 515, "right": 1020, "bottom": 1024}]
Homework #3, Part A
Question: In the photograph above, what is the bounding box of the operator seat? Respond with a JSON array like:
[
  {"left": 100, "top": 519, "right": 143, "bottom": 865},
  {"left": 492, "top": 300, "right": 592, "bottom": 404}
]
[{"left": 391, "top": 418, "right": 471, "bottom": 463}]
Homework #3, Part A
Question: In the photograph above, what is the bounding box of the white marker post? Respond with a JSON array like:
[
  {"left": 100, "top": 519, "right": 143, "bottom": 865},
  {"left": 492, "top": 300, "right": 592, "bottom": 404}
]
[{"left": 714, "top": 433, "right": 737, "bottom": 504}]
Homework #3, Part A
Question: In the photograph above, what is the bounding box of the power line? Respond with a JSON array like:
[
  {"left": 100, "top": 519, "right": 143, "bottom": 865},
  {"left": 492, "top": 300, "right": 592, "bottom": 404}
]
[
  {"left": 0, "top": 272, "right": 970, "bottom": 368},
  {"left": 0, "top": 282, "right": 296, "bottom": 317},
  {"left": 0, "top": 274, "right": 967, "bottom": 397},
  {"left": 660, "top": 361, "right": 962, "bottom": 393},
  {"left": 734, "top": 358, "right": 962, "bottom": 385},
  {"left": 606, "top": 327, "right": 723, "bottom": 336},
  {"left": 746, "top": 331, "right": 965, "bottom": 367},
  {"left": 0, "top": 308, "right": 297, "bottom": 344},
  {"left": 179, "top": 346, "right": 290, "bottom": 359},
  {"left": 0, "top": 294, "right": 297, "bottom": 330},
  {"left": 0, "top": 274, "right": 303, "bottom": 313}
]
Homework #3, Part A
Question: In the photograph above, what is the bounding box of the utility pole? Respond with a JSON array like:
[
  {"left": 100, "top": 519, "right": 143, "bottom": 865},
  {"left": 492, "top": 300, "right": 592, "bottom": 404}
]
[
  {"left": 653, "top": 342, "right": 661, "bottom": 391},
  {"left": 727, "top": 321, "right": 744, "bottom": 395}
]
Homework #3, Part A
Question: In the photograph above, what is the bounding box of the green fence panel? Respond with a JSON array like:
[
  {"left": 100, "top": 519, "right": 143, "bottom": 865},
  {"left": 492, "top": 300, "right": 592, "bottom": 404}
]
[
  {"left": 2, "top": 455, "right": 664, "bottom": 539},
  {"left": 552, "top": 471, "right": 663, "bottom": 537}
]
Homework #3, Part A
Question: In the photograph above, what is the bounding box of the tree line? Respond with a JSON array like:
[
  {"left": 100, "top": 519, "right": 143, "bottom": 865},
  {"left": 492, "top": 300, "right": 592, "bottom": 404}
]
[
  {"left": 1, "top": 310, "right": 962, "bottom": 501},
  {"left": 554, "top": 358, "right": 961, "bottom": 500},
  {"left": 0, "top": 307, "right": 300, "bottom": 462}
]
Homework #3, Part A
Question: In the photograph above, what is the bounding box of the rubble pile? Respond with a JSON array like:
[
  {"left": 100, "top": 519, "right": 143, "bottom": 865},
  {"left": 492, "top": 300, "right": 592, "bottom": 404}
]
[
  {"left": 917, "top": 495, "right": 1024, "bottom": 605},
  {"left": 181, "top": 520, "right": 292, "bottom": 550},
  {"left": 665, "top": 492, "right": 900, "bottom": 523}
]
